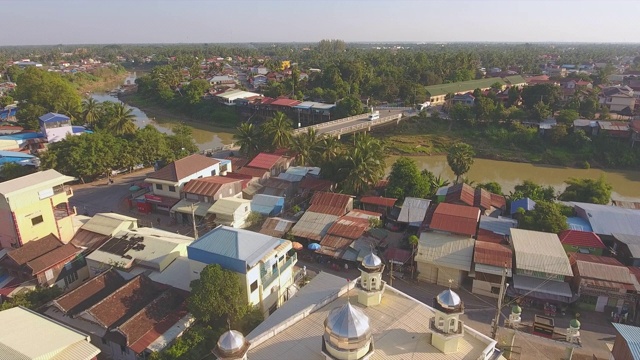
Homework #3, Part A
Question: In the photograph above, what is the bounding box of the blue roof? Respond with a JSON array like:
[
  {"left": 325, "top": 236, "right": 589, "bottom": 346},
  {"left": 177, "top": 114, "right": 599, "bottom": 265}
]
[
  {"left": 39, "top": 112, "right": 70, "bottom": 123},
  {"left": 0, "top": 151, "right": 35, "bottom": 166},
  {"left": 188, "top": 226, "right": 283, "bottom": 269},
  {"left": 0, "top": 132, "right": 43, "bottom": 141},
  {"left": 612, "top": 323, "right": 640, "bottom": 359},
  {"left": 0, "top": 108, "right": 17, "bottom": 120},
  {"left": 566, "top": 216, "right": 593, "bottom": 232},
  {"left": 510, "top": 198, "right": 536, "bottom": 214},
  {"left": 72, "top": 126, "right": 91, "bottom": 134},
  {"left": 251, "top": 194, "right": 285, "bottom": 216}
]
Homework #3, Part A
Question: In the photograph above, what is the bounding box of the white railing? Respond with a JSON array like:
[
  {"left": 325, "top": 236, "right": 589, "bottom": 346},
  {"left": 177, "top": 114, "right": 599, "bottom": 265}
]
[
  {"left": 324, "top": 114, "right": 403, "bottom": 137},
  {"left": 293, "top": 113, "right": 368, "bottom": 134}
]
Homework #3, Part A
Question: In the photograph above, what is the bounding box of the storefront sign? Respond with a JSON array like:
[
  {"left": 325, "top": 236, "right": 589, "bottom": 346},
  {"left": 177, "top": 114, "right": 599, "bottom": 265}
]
[{"left": 145, "top": 194, "right": 163, "bottom": 203}]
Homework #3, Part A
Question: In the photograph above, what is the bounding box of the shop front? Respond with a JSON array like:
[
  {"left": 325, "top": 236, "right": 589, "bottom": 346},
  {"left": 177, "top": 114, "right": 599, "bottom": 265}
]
[{"left": 143, "top": 193, "right": 180, "bottom": 214}]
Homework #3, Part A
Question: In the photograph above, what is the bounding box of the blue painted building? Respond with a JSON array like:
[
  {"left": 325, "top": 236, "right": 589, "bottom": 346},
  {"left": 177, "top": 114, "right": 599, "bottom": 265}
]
[
  {"left": 510, "top": 198, "right": 536, "bottom": 215},
  {"left": 251, "top": 194, "right": 285, "bottom": 217},
  {"left": 0, "top": 151, "right": 37, "bottom": 167}
]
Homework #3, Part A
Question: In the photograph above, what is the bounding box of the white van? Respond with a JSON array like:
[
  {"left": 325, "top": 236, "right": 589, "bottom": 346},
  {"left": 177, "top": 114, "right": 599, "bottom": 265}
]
[{"left": 368, "top": 111, "right": 380, "bottom": 121}]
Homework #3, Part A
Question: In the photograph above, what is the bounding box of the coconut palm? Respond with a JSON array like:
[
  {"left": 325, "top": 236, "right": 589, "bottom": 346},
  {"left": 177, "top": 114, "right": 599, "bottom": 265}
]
[
  {"left": 341, "top": 133, "right": 385, "bottom": 194},
  {"left": 106, "top": 103, "right": 136, "bottom": 135},
  {"left": 316, "top": 136, "right": 342, "bottom": 164},
  {"left": 55, "top": 100, "right": 82, "bottom": 124},
  {"left": 291, "top": 127, "right": 319, "bottom": 166},
  {"left": 262, "top": 112, "right": 293, "bottom": 149},
  {"left": 446, "top": 142, "right": 475, "bottom": 183},
  {"left": 431, "top": 174, "right": 451, "bottom": 190},
  {"left": 233, "top": 122, "right": 261, "bottom": 157},
  {"left": 82, "top": 98, "right": 101, "bottom": 127}
]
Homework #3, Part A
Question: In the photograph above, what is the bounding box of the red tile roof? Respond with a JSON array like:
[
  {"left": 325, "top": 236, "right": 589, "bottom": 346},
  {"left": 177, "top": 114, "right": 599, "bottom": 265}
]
[
  {"left": 558, "top": 230, "right": 605, "bottom": 249},
  {"left": 429, "top": 203, "right": 480, "bottom": 237},
  {"left": 360, "top": 196, "right": 397, "bottom": 208},
  {"left": 445, "top": 183, "right": 475, "bottom": 207},
  {"left": 568, "top": 253, "right": 623, "bottom": 266},
  {"left": 26, "top": 244, "right": 80, "bottom": 275},
  {"left": 53, "top": 269, "right": 127, "bottom": 315},
  {"left": 326, "top": 216, "right": 369, "bottom": 240},
  {"left": 148, "top": 154, "right": 219, "bottom": 182},
  {"left": 246, "top": 153, "right": 283, "bottom": 170},
  {"left": 299, "top": 178, "right": 334, "bottom": 191},
  {"left": 182, "top": 176, "right": 240, "bottom": 197},
  {"left": 270, "top": 98, "right": 302, "bottom": 107},
  {"left": 474, "top": 241, "right": 512, "bottom": 268},
  {"left": 5, "top": 234, "right": 62, "bottom": 266}
]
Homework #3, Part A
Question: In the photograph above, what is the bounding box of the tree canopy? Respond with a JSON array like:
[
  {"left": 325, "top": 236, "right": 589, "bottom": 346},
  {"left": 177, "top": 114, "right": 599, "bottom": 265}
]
[
  {"left": 518, "top": 200, "right": 570, "bottom": 233},
  {"left": 386, "top": 157, "right": 432, "bottom": 200},
  {"left": 188, "top": 264, "right": 248, "bottom": 323},
  {"left": 559, "top": 176, "right": 612, "bottom": 205},
  {"left": 510, "top": 180, "right": 556, "bottom": 202},
  {"left": 446, "top": 142, "right": 475, "bottom": 183}
]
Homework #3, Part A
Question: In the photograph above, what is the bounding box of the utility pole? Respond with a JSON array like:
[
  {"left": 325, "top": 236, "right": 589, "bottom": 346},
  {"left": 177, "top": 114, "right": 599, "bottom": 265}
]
[
  {"left": 389, "top": 260, "right": 393, "bottom": 287},
  {"left": 191, "top": 202, "right": 199, "bottom": 239},
  {"left": 491, "top": 265, "right": 509, "bottom": 340}
]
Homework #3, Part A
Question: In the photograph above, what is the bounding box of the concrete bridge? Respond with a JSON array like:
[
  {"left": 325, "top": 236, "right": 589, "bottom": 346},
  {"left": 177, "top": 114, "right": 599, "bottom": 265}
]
[{"left": 293, "top": 108, "right": 413, "bottom": 138}]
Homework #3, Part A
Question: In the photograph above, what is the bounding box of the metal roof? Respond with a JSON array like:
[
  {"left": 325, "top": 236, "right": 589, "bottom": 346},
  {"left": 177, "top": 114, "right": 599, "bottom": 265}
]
[
  {"left": 397, "top": 197, "right": 430, "bottom": 226},
  {"left": 209, "top": 197, "right": 251, "bottom": 216},
  {"left": 0, "top": 307, "right": 100, "bottom": 360},
  {"left": 566, "top": 216, "right": 593, "bottom": 231},
  {"left": 613, "top": 233, "right": 640, "bottom": 258},
  {"left": 276, "top": 172, "right": 304, "bottom": 182},
  {"left": 359, "top": 196, "right": 397, "bottom": 207},
  {"left": 558, "top": 230, "right": 605, "bottom": 249},
  {"left": 612, "top": 323, "right": 640, "bottom": 359},
  {"left": 473, "top": 241, "right": 512, "bottom": 268},
  {"left": 573, "top": 202, "right": 640, "bottom": 236},
  {"left": 575, "top": 260, "right": 636, "bottom": 284},
  {"left": 510, "top": 228, "right": 573, "bottom": 277},
  {"left": 510, "top": 198, "right": 536, "bottom": 214},
  {"left": 80, "top": 213, "right": 138, "bottom": 236},
  {"left": 290, "top": 211, "right": 338, "bottom": 241},
  {"left": 146, "top": 154, "right": 219, "bottom": 183},
  {"left": 429, "top": 203, "right": 480, "bottom": 237},
  {"left": 512, "top": 275, "right": 573, "bottom": 298},
  {"left": 326, "top": 216, "right": 369, "bottom": 240},
  {"left": 39, "top": 112, "right": 70, "bottom": 123},
  {"left": 478, "top": 216, "right": 517, "bottom": 235},
  {"left": 171, "top": 199, "right": 216, "bottom": 217},
  {"left": 0, "top": 169, "right": 75, "bottom": 197},
  {"left": 189, "top": 226, "right": 285, "bottom": 268},
  {"left": 260, "top": 217, "right": 296, "bottom": 238},
  {"left": 416, "top": 232, "right": 475, "bottom": 271},
  {"left": 247, "top": 153, "right": 283, "bottom": 170}
]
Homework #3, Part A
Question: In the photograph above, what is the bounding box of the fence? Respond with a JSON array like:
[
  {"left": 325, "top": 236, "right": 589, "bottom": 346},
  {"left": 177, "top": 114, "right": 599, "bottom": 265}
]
[
  {"left": 324, "top": 114, "right": 404, "bottom": 137},
  {"left": 292, "top": 113, "right": 369, "bottom": 134}
]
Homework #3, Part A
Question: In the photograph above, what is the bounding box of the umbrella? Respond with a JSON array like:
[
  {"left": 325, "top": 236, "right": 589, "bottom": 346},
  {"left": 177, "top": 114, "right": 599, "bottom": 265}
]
[
  {"left": 129, "top": 185, "right": 141, "bottom": 192},
  {"left": 308, "top": 242, "right": 321, "bottom": 251},
  {"left": 292, "top": 241, "right": 303, "bottom": 251}
]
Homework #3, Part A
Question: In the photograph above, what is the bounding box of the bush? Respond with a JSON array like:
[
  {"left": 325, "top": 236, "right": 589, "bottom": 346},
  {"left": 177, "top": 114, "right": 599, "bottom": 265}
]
[{"left": 580, "top": 160, "right": 590, "bottom": 169}]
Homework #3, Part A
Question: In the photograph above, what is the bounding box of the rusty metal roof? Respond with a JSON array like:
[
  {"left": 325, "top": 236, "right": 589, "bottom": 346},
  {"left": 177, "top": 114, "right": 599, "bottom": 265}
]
[
  {"left": 429, "top": 203, "right": 480, "bottom": 237},
  {"left": 360, "top": 196, "right": 397, "bottom": 208},
  {"left": 326, "top": 216, "right": 369, "bottom": 240},
  {"left": 318, "top": 235, "right": 354, "bottom": 258},
  {"left": 246, "top": 153, "right": 283, "bottom": 170},
  {"left": 445, "top": 183, "right": 475, "bottom": 206},
  {"left": 183, "top": 176, "right": 240, "bottom": 197},
  {"left": 473, "top": 241, "right": 512, "bottom": 268},
  {"left": 290, "top": 212, "right": 338, "bottom": 241}
]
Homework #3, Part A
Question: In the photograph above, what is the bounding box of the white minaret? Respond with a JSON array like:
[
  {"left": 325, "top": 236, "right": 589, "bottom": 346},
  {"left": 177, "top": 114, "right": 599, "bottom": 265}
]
[
  {"left": 507, "top": 304, "right": 522, "bottom": 328},
  {"left": 212, "top": 328, "right": 250, "bottom": 360},
  {"left": 321, "top": 300, "right": 374, "bottom": 360},
  {"left": 430, "top": 288, "right": 465, "bottom": 354},
  {"left": 566, "top": 315, "right": 581, "bottom": 344},
  {"left": 358, "top": 252, "right": 385, "bottom": 307}
]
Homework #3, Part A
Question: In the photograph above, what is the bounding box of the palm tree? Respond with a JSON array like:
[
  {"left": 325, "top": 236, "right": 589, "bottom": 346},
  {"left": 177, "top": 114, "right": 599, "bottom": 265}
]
[
  {"left": 316, "top": 136, "right": 341, "bottom": 164},
  {"left": 431, "top": 174, "right": 451, "bottom": 190},
  {"left": 55, "top": 100, "right": 81, "bottom": 124},
  {"left": 82, "top": 98, "right": 101, "bottom": 127},
  {"left": 106, "top": 103, "right": 136, "bottom": 135},
  {"left": 291, "top": 128, "right": 319, "bottom": 166},
  {"left": 446, "top": 142, "right": 475, "bottom": 183},
  {"left": 262, "top": 112, "right": 293, "bottom": 149},
  {"left": 341, "top": 133, "right": 385, "bottom": 194},
  {"left": 233, "top": 122, "right": 261, "bottom": 157}
]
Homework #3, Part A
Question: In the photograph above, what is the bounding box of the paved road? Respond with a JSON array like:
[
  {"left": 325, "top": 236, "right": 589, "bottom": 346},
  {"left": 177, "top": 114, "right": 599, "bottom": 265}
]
[
  {"left": 69, "top": 170, "right": 150, "bottom": 216},
  {"left": 302, "top": 109, "right": 405, "bottom": 136}
]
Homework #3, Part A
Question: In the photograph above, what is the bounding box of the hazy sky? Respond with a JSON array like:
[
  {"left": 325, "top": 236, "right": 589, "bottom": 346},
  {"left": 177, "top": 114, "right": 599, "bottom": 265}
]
[{"left": 2, "top": 0, "right": 640, "bottom": 45}]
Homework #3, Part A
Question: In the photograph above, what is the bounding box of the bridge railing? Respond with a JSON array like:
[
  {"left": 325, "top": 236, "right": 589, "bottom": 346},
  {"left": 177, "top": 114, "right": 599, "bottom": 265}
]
[
  {"left": 324, "top": 114, "right": 403, "bottom": 137},
  {"left": 293, "top": 113, "right": 367, "bottom": 134}
]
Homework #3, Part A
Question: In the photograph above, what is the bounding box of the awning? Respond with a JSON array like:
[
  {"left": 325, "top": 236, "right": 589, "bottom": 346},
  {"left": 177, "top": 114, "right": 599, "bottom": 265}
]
[
  {"left": 171, "top": 199, "right": 214, "bottom": 217},
  {"left": 509, "top": 275, "right": 575, "bottom": 303},
  {"left": 144, "top": 194, "right": 181, "bottom": 208}
]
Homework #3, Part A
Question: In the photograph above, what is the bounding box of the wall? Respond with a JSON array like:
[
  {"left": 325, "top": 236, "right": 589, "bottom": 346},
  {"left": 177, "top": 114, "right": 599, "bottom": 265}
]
[
  {"left": 472, "top": 279, "right": 500, "bottom": 299},
  {"left": 611, "top": 335, "right": 635, "bottom": 360},
  {"left": 45, "top": 126, "right": 74, "bottom": 143},
  {"left": 562, "top": 244, "right": 603, "bottom": 256},
  {"left": 0, "top": 207, "right": 18, "bottom": 248},
  {"left": 150, "top": 163, "right": 222, "bottom": 199},
  {"left": 232, "top": 202, "right": 252, "bottom": 228}
]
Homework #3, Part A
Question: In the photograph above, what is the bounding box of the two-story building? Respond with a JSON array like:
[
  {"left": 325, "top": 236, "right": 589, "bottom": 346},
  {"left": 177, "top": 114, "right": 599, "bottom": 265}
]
[
  {"left": 208, "top": 197, "right": 252, "bottom": 228},
  {"left": 143, "top": 154, "right": 221, "bottom": 213},
  {"left": 571, "top": 257, "right": 637, "bottom": 313},
  {"left": 170, "top": 176, "right": 243, "bottom": 225},
  {"left": 599, "top": 86, "right": 636, "bottom": 113},
  {"left": 0, "top": 169, "right": 76, "bottom": 248},
  {"left": 509, "top": 228, "right": 575, "bottom": 304},
  {"left": 245, "top": 153, "right": 290, "bottom": 177},
  {"left": 187, "top": 226, "right": 297, "bottom": 316},
  {"left": 559, "top": 229, "right": 606, "bottom": 255}
]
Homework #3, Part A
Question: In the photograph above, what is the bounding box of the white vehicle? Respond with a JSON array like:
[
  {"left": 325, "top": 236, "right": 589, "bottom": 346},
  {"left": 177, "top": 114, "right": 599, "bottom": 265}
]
[{"left": 368, "top": 111, "right": 380, "bottom": 121}]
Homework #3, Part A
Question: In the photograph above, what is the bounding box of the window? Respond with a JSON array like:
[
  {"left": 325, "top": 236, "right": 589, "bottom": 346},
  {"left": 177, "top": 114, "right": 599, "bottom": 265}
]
[
  {"left": 31, "top": 215, "right": 44, "bottom": 226},
  {"left": 168, "top": 186, "right": 176, "bottom": 192},
  {"left": 490, "top": 286, "right": 500, "bottom": 295},
  {"left": 64, "top": 272, "right": 79, "bottom": 286},
  {"left": 45, "top": 269, "right": 54, "bottom": 281},
  {"left": 155, "top": 184, "right": 163, "bottom": 190},
  {"left": 250, "top": 280, "right": 258, "bottom": 293},
  {"left": 211, "top": 169, "right": 217, "bottom": 176}
]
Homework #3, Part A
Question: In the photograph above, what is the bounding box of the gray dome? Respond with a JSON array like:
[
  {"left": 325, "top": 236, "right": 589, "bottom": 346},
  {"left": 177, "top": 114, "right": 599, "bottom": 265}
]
[
  {"left": 217, "top": 330, "right": 246, "bottom": 354},
  {"left": 325, "top": 302, "right": 371, "bottom": 341},
  {"left": 362, "top": 252, "right": 382, "bottom": 268},
  {"left": 436, "top": 289, "right": 461, "bottom": 308}
]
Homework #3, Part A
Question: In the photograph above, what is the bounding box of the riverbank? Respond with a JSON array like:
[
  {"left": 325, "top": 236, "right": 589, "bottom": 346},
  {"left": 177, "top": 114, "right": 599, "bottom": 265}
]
[
  {"left": 372, "top": 115, "right": 637, "bottom": 170},
  {"left": 120, "top": 93, "right": 240, "bottom": 129},
  {"left": 78, "top": 74, "right": 128, "bottom": 94}
]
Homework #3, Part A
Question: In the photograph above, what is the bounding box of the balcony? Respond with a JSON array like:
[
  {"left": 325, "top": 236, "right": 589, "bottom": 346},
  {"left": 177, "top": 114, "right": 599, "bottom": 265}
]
[
  {"left": 53, "top": 185, "right": 73, "bottom": 197},
  {"left": 261, "top": 253, "right": 297, "bottom": 289},
  {"left": 54, "top": 203, "right": 76, "bottom": 221}
]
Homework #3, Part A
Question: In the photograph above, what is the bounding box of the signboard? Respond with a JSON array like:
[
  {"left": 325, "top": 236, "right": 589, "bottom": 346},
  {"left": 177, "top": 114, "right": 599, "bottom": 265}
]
[
  {"left": 532, "top": 315, "right": 555, "bottom": 339},
  {"left": 145, "top": 194, "right": 162, "bottom": 203}
]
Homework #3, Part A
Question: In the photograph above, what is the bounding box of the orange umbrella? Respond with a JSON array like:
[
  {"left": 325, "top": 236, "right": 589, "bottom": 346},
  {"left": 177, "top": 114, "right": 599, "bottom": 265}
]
[{"left": 292, "top": 241, "right": 303, "bottom": 250}]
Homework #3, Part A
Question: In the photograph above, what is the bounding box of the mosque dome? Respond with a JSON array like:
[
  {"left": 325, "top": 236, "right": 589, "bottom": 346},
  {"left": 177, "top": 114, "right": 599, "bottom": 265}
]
[
  {"left": 362, "top": 252, "right": 382, "bottom": 269},
  {"left": 436, "top": 289, "right": 461, "bottom": 309},
  {"left": 324, "top": 302, "right": 371, "bottom": 345},
  {"left": 217, "top": 330, "right": 246, "bottom": 355}
]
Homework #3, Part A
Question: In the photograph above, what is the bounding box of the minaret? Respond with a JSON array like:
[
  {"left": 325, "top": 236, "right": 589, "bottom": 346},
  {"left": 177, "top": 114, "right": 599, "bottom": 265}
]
[
  {"left": 566, "top": 314, "right": 581, "bottom": 344},
  {"left": 430, "top": 287, "right": 465, "bottom": 354},
  {"left": 507, "top": 304, "right": 522, "bottom": 328},
  {"left": 321, "top": 298, "right": 374, "bottom": 360},
  {"left": 212, "top": 327, "right": 250, "bottom": 360},
  {"left": 357, "top": 252, "right": 385, "bottom": 307}
]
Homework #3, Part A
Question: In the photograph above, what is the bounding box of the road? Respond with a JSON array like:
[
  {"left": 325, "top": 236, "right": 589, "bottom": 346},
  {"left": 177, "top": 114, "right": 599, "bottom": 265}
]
[{"left": 308, "top": 109, "right": 405, "bottom": 136}]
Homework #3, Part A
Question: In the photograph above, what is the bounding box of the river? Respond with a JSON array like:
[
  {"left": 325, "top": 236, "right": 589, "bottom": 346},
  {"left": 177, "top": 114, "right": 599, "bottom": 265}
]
[
  {"left": 90, "top": 93, "right": 235, "bottom": 151},
  {"left": 388, "top": 155, "right": 640, "bottom": 202}
]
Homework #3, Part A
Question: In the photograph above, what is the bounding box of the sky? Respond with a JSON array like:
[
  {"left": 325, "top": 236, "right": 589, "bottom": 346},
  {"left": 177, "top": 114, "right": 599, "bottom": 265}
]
[{"left": 2, "top": 0, "right": 640, "bottom": 45}]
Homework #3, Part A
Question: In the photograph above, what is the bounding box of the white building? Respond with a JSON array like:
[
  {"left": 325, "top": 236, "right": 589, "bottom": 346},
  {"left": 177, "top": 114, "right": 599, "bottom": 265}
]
[
  {"left": 187, "top": 226, "right": 297, "bottom": 317},
  {"left": 209, "top": 197, "right": 252, "bottom": 228}
]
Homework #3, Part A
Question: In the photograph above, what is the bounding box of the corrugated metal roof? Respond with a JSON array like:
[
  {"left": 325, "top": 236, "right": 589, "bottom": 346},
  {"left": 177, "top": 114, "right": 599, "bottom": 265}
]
[
  {"left": 80, "top": 213, "right": 138, "bottom": 236},
  {"left": 290, "top": 212, "right": 338, "bottom": 241},
  {"left": 429, "top": 203, "right": 480, "bottom": 237},
  {"left": 512, "top": 275, "right": 573, "bottom": 298},
  {"left": 445, "top": 183, "right": 475, "bottom": 206},
  {"left": 247, "top": 153, "right": 283, "bottom": 170},
  {"left": 397, "top": 197, "right": 430, "bottom": 225},
  {"left": 568, "top": 253, "right": 623, "bottom": 266},
  {"left": 260, "top": 217, "right": 295, "bottom": 238},
  {"left": 416, "top": 232, "right": 475, "bottom": 271},
  {"left": 473, "top": 241, "right": 512, "bottom": 268},
  {"left": 510, "top": 228, "right": 573, "bottom": 277},
  {"left": 182, "top": 176, "right": 239, "bottom": 197},
  {"left": 479, "top": 216, "right": 517, "bottom": 236},
  {"left": 566, "top": 216, "right": 593, "bottom": 231},
  {"left": 318, "top": 235, "right": 354, "bottom": 258},
  {"left": 325, "top": 216, "right": 369, "bottom": 240},
  {"left": 310, "top": 192, "right": 352, "bottom": 212},
  {"left": 0, "top": 307, "right": 100, "bottom": 360},
  {"left": 189, "top": 226, "right": 285, "bottom": 267},
  {"left": 276, "top": 173, "right": 304, "bottom": 182},
  {"left": 0, "top": 169, "right": 75, "bottom": 197},
  {"left": 209, "top": 197, "right": 251, "bottom": 216},
  {"left": 171, "top": 199, "right": 215, "bottom": 217},
  {"left": 558, "top": 230, "right": 605, "bottom": 249},
  {"left": 510, "top": 198, "right": 536, "bottom": 214},
  {"left": 573, "top": 202, "right": 640, "bottom": 236},
  {"left": 360, "top": 196, "right": 397, "bottom": 207},
  {"left": 613, "top": 323, "right": 640, "bottom": 360},
  {"left": 575, "top": 260, "right": 635, "bottom": 284},
  {"left": 614, "top": 233, "right": 640, "bottom": 258}
]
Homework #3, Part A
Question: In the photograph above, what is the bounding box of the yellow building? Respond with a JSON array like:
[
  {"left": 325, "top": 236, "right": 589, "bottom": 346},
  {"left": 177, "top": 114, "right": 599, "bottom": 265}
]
[
  {"left": 280, "top": 60, "right": 291, "bottom": 70},
  {"left": 0, "top": 169, "right": 76, "bottom": 248}
]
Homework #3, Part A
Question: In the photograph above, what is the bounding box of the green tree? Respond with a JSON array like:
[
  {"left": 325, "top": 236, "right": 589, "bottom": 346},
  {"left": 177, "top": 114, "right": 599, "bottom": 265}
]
[
  {"left": 233, "top": 122, "right": 261, "bottom": 158},
  {"left": 188, "top": 264, "right": 247, "bottom": 323},
  {"left": 386, "top": 157, "right": 432, "bottom": 200},
  {"left": 0, "top": 95, "right": 13, "bottom": 108},
  {"left": 81, "top": 97, "right": 101, "bottom": 127},
  {"left": 530, "top": 101, "right": 551, "bottom": 121},
  {"left": 556, "top": 109, "right": 579, "bottom": 125},
  {"left": 167, "top": 124, "right": 198, "bottom": 159},
  {"left": 518, "top": 201, "right": 569, "bottom": 233},
  {"left": 291, "top": 128, "right": 320, "bottom": 166},
  {"left": 315, "top": 136, "right": 342, "bottom": 165},
  {"left": 336, "top": 95, "right": 364, "bottom": 118},
  {"left": 510, "top": 180, "right": 556, "bottom": 202},
  {"left": 559, "top": 176, "right": 612, "bottom": 205},
  {"left": 475, "top": 96, "right": 496, "bottom": 121},
  {"left": 184, "top": 79, "right": 210, "bottom": 105},
  {"left": 520, "top": 83, "right": 562, "bottom": 110},
  {"left": 341, "top": 133, "right": 385, "bottom": 194},
  {"left": 548, "top": 124, "right": 568, "bottom": 145},
  {"left": 262, "top": 112, "right": 293, "bottom": 150},
  {"left": 579, "top": 96, "right": 598, "bottom": 119},
  {"left": 477, "top": 181, "right": 502, "bottom": 195},
  {"left": 0, "top": 286, "right": 63, "bottom": 311},
  {"left": 446, "top": 142, "right": 475, "bottom": 183},
  {"left": 0, "top": 163, "right": 36, "bottom": 181},
  {"left": 133, "top": 125, "right": 173, "bottom": 166},
  {"left": 449, "top": 102, "right": 473, "bottom": 126},
  {"left": 105, "top": 103, "right": 136, "bottom": 135}
]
